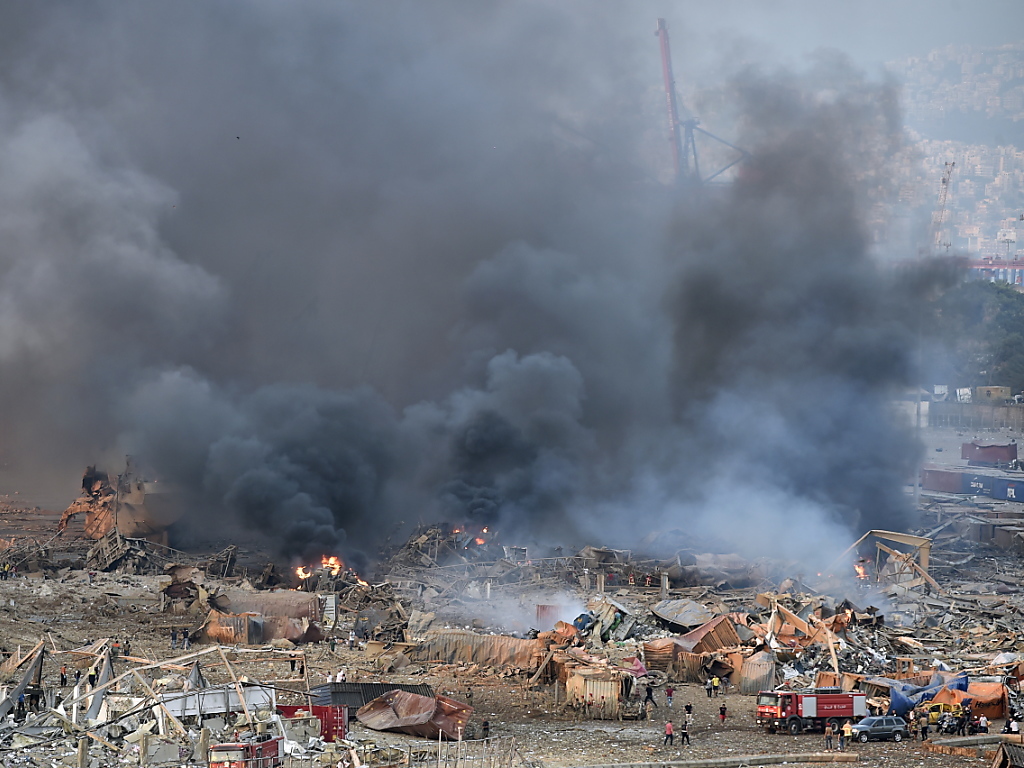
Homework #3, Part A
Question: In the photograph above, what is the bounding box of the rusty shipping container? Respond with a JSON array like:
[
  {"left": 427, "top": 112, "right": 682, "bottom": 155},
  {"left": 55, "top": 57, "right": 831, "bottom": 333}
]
[
  {"left": 920, "top": 467, "right": 965, "bottom": 494},
  {"left": 962, "top": 441, "right": 1018, "bottom": 466}
]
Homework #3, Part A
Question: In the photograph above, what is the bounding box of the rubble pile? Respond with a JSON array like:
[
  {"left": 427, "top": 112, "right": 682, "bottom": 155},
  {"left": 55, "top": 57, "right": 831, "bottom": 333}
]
[{"left": 6, "top": 449, "right": 1024, "bottom": 765}]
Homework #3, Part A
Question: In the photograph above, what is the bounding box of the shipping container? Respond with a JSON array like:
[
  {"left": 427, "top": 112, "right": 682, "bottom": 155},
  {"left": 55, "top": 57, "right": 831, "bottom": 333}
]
[
  {"left": 976, "top": 386, "right": 1012, "bottom": 402},
  {"left": 920, "top": 467, "right": 965, "bottom": 494},
  {"left": 962, "top": 473, "right": 995, "bottom": 496},
  {"left": 961, "top": 440, "right": 1018, "bottom": 466},
  {"left": 991, "top": 476, "right": 1024, "bottom": 501},
  {"left": 993, "top": 525, "right": 1024, "bottom": 550}
]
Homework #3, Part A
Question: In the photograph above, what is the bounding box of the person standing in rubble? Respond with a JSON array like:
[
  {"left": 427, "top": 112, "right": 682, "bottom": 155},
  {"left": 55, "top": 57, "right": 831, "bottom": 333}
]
[
  {"left": 840, "top": 719, "right": 852, "bottom": 751},
  {"left": 678, "top": 717, "right": 690, "bottom": 745},
  {"left": 663, "top": 720, "right": 674, "bottom": 746},
  {"left": 718, "top": 703, "right": 727, "bottom": 724},
  {"left": 711, "top": 675, "right": 721, "bottom": 697},
  {"left": 643, "top": 685, "right": 657, "bottom": 709},
  {"left": 823, "top": 721, "right": 834, "bottom": 751},
  {"left": 59, "top": 665, "right": 67, "bottom": 687},
  {"left": 704, "top": 678, "right": 713, "bottom": 698},
  {"left": 170, "top": 628, "right": 178, "bottom": 650},
  {"left": 665, "top": 685, "right": 674, "bottom": 708}
]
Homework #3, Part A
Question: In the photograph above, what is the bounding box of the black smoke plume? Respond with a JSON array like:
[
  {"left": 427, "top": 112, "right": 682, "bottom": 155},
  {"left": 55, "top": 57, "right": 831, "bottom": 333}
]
[{"left": 0, "top": 3, "right": 926, "bottom": 567}]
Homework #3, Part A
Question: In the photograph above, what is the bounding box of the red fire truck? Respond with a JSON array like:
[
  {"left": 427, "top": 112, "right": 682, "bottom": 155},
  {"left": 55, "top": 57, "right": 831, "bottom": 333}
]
[
  {"left": 208, "top": 735, "right": 283, "bottom": 768},
  {"left": 756, "top": 689, "right": 867, "bottom": 734}
]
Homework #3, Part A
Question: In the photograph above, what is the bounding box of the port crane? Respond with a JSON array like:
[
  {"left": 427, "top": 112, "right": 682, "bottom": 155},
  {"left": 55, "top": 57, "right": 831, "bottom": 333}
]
[{"left": 655, "top": 18, "right": 747, "bottom": 188}]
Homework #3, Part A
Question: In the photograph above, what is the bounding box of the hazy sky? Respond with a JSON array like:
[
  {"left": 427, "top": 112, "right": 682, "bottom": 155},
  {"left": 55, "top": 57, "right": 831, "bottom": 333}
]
[{"left": 661, "top": 0, "right": 1022, "bottom": 71}]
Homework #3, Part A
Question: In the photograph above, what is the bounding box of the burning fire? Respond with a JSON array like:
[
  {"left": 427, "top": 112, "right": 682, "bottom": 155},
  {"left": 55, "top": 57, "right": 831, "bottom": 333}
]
[
  {"left": 294, "top": 555, "right": 369, "bottom": 586},
  {"left": 474, "top": 537, "right": 486, "bottom": 545},
  {"left": 853, "top": 562, "right": 869, "bottom": 580}
]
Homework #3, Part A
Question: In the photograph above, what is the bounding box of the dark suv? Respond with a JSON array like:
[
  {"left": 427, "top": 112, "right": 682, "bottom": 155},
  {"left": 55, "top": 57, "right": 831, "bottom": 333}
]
[{"left": 850, "top": 715, "right": 910, "bottom": 742}]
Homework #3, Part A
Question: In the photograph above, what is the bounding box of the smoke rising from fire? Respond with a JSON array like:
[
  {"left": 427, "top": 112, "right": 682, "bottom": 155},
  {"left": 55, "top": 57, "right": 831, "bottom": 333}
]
[{"left": 0, "top": 3, "right": 925, "bottom": 567}]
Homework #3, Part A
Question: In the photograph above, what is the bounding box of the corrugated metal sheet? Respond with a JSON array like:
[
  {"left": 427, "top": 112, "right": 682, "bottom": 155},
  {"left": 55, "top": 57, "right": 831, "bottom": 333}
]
[
  {"left": 679, "top": 616, "right": 742, "bottom": 654},
  {"left": 641, "top": 638, "right": 676, "bottom": 672},
  {"left": 675, "top": 651, "right": 711, "bottom": 682},
  {"left": 218, "top": 590, "right": 321, "bottom": 620},
  {"left": 310, "top": 682, "right": 435, "bottom": 713},
  {"left": 356, "top": 690, "right": 473, "bottom": 740},
  {"left": 201, "top": 611, "right": 259, "bottom": 644},
  {"left": 408, "top": 630, "right": 543, "bottom": 668},
  {"left": 564, "top": 669, "right": 625, "bottom": 719},
  {"left": 650, "top": 599, "right": 714, "bottom": 629},
  {"left": 737, "top": 651, "right": 775, "bottom": 695},
  {"left": 198, "top": 611, "right": 322, "bottom": 645}
]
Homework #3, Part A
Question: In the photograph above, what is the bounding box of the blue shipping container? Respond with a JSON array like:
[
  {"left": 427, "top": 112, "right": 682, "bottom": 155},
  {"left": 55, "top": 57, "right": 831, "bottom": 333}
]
[
  {"left": 991, "top": 476, "right": 1024, "bottom": 501},
  {"left": 962, "top": 473, "right": 995, "bottom": 496}
]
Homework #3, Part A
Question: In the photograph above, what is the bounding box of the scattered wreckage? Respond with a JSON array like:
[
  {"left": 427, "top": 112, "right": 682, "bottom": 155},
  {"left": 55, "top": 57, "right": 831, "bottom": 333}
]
[{"left": 6, "top": 495, "right": 1024, "bottom": 764}]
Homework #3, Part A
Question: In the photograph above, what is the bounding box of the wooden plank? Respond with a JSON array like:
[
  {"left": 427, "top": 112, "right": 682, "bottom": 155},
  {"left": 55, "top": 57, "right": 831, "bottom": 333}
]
[
  {"left": 217, "top": 646, "right": 253, "bottom": 727},
  {"left": 131, "top": 670, "right": 190, "bottom": 739}
]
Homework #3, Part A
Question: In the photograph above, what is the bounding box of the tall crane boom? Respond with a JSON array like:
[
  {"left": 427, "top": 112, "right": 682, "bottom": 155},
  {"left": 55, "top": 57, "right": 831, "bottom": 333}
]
[
  {"left": 933, "top": 161, "right": 956, "bottom": 251},
  {"left": 654, "top": 19, "right": 746, "bottom": 188},
  {"left": 655, "top": 18, "right": 686, "bottom": 184}
]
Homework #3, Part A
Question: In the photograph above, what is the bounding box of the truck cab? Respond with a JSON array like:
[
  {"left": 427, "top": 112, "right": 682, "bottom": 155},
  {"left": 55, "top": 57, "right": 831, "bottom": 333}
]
[{"left": 209, "top": 735, "right": 282, "bottom": 768}]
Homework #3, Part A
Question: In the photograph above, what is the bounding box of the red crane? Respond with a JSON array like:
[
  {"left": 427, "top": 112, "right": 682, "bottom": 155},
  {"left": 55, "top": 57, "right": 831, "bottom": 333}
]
[{"left": 655, "top": 19, "right": 747, "bottom": 188}]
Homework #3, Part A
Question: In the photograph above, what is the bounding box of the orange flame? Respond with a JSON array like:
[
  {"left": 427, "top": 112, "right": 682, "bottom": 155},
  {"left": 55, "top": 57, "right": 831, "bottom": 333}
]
[
  {"left": 322, "top": 555, "right": 343, "bottom": 576},
  {"left": 474, "top": 537, "right": 486, "bottom": 545},
  {"left": 296, "top": 566, "right": 312, "bottom": 579},
  {"left": 854, "top": 562, "right": 869, "bottom": 580}
]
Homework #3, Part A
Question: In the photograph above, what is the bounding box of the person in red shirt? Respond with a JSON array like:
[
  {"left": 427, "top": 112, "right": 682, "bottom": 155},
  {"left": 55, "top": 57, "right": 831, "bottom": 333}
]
[{"left": 663, "top": 720, "right": 674, "bottom": 746}]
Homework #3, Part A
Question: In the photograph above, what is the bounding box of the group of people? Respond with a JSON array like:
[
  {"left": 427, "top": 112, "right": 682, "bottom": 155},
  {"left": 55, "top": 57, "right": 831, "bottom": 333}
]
[
  {"left": 660, "top": 693, "right": 730, "bottom": 747},
  {"left": 0, "top": 563, "right": 16, "bottom": 580},
  {"left": 704, "top": 676, "right": 724, "bottom": 698},
  {"left": 169, "top": 628, "right": 192, "bottom": 650},
  {"left": 823, "top": 720, "right": 854, "bottom": 751},
  {"left": 663, "top": 702, "right": 696, "bottom": 746},
  {"left": 913, "top": 706, "right": 984, "bottom": 739}
]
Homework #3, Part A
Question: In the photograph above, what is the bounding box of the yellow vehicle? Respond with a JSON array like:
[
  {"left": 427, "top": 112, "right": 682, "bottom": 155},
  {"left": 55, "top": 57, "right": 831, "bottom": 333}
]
[{"left": 917, "top": 702, "right": 964, "bottom": 724}]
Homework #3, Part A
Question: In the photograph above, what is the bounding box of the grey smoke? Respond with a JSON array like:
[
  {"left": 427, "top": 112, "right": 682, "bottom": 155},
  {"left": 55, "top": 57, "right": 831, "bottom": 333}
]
[{"left": 0, "top": 3, "right": 931, "bottom": 567}]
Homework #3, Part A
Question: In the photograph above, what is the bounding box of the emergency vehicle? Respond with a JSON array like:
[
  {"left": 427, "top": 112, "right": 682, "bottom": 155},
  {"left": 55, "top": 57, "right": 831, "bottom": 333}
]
[
  {"left": 756, "top": 689, "right": 867, "bottom": 734},
  {"left": 208, "top": 735, "right": 283, "bottom": 768}
]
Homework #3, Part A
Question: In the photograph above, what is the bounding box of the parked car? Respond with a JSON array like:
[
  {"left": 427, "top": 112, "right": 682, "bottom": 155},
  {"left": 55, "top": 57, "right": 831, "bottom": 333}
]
[{"left": 850, "top": 715, "right": 910, "bottom": 742}]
